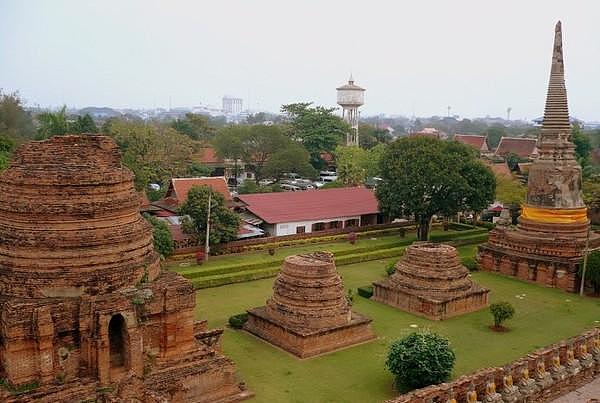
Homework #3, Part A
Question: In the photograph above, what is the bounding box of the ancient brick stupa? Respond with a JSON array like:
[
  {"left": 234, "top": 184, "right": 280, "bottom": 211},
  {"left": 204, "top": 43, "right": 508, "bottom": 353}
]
[
  {"left": 245, "top": 252, "right": 375, "bottom": 358},
  {"left": 478, "top": 22, "right": 600, "bottom": 292},
  {"left": 0, "top": 136, "right": 251, "bottom": 402},
  {"left": 373, "top": 242, "right": 489, "bottom": 320}
]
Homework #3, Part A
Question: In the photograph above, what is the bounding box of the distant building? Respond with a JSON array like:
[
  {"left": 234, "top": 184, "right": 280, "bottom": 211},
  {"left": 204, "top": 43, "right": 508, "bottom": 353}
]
[
  {"left": 152, "top": 177, "right": 232, "bottom": 214},
  {"left": 236, "top": 187, "right": 384, "bottom": 237},
  {"left": 495, "top": 137, "right": 538, "bottom": 159},
  {"left": 409, "top": 127, "right": 447, "bottom": 140},
  {"left": 222, "top": 96, "right": 243, "bottom": 114},
  {"left": 453, "top": 134, "right": 489, "bottom": 154}
]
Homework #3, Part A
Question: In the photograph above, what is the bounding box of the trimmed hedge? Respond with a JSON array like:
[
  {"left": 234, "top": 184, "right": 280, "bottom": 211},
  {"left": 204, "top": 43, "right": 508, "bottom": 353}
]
[
  {"left": 447, "top": 222, "right": 476, "bottom": 231},
  {"left": 228, "top": 313, "right": 249, "bottom": 329},
  {"left": 357, "top": 286, "right": 374, "bottom": 299}
]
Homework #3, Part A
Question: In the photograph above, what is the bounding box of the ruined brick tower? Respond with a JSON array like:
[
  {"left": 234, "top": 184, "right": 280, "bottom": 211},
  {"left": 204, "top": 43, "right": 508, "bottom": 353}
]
[
  {"left": 0, "top": 136, "right": 251, "bottom": 402},
  {"left": 478, "top": 22, "right": 600, "bottom": 291}
]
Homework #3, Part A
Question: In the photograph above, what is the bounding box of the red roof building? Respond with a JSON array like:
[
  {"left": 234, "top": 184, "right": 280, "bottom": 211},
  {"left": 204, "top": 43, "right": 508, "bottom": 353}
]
[
  {"left": 191, "top": 147, "right": 224, "bottom": 166},
  {"left": 152, "top": 177, "right": 231, "bottom": 213},
  {"left": 495, "top": 137, "right": 538, "bottom": 159},
  {"left": 453, "top": 134, "right": 489, "bottom": 153},
  {"left": 237, "top": 187, "right": 382, "bottom": 236}
]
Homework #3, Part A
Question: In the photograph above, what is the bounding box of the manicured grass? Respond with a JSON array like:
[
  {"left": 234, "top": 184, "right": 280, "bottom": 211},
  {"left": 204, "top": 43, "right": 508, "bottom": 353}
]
[{"left": 195, "top": 245, "right": 600, "bottom": 403}]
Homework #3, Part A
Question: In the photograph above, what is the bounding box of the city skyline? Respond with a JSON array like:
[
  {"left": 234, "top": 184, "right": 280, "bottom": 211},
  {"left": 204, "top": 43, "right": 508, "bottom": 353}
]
[{"left": 1, "top": 1, "right": 599, "bottom": 121}]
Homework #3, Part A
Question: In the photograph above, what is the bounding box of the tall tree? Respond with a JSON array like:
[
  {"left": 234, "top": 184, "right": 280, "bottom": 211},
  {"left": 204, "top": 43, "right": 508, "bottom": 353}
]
[
  {"left": 335, "top": 145, "right": 369, "bottom": 186},
  {"left": 243, "top": 125, "right": 290, "bottom": 179},
  {"left": 36, "top": 106, "right": 69, "bottom": 139},
  {"left": 179, "top": 185, "right": 240, "bottom": 245},
  {"left": 0, "top": 90, "right": 35, "bottom": 141},
  {"left": 572, "top": 123, "right": 592, "bottom": 167},
  {"left": 359, "top": 123, "right": 392, "bottom": 149},
  {"left": 376, "top": 137, "right": 495, "bottom": 240},
  {"left": 485, "top": 124, "right": 506, "bottom": 149},
  {"left": 281, "top": 102, "right": 349, "bottom": 169},
  {"left": 171, "top": 113, "right": 216, "bottom": 142},
  {"left": 262, "top": 143, "right": 316, "bottom": 180},
  {"left": 71, "top": 114, "right": 98, "bottom": 134}
]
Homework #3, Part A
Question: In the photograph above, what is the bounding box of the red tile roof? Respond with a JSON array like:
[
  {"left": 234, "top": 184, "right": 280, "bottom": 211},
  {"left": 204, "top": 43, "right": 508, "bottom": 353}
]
[
  {"left": 453, "top": 134, "right": 488, "bottom": 151},
  {"left": 192, "top": 147, "right": 223, "bottom": 165},
  {"left": 488, "top": 162, "right": 512, "bottom": 178},
  {"left": 167, "top": 177, "right": 232, "bottom": 203},
  {"left": 495, "top": 137, "right": 538, "bottom": 158},
  {"left": 237, "top": 187, "right": 379, "bottom": 224}
]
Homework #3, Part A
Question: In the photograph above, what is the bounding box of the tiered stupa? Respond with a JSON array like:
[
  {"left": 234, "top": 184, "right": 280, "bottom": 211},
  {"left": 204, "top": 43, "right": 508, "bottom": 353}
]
[
  {"left": 373, "top": 242, "right": 489, "bottom": 320},
  {"left": 0, "top": 136, "right": 251, "bottom": 402},
  {"left": 245, "top": 252, "right": 375, "bottom": 358},
  {"left": 478, "top": 22, "right": 600, "bottom": 292}
]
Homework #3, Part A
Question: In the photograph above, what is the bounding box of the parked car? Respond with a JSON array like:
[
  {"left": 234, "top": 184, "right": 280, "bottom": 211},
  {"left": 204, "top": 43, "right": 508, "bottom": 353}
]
[
  {"left": 258, "top": 178, "right": 275, "bottom": 186},
  {"left": 280, "top": 183, "right": 301, "bottom": 192}
]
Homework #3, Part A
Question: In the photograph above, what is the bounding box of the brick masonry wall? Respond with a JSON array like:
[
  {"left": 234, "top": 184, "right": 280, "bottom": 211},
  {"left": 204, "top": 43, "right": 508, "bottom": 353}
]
[{"left": 388, "top": 328, "right": 600, "bottom": 403}]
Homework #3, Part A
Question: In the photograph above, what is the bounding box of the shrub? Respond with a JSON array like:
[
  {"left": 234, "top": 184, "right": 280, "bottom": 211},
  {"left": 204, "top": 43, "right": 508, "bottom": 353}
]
[
  {"left": 448, "top": 222, "right": 475, "bottom": 231},
  {"left": 489, "top": 301, "right": 515, "bottom": 329},
  {"left": 386, "top": 331, "right": 455, "bottom": 389},
  {"left": 268, "top": 248, "right": 276, "bottom": 256},
  {"left": 347, "top": 232, "right": 357, "bottom": 244},
  {"left": 357, "top": 286, "right": 373, "bottom": 298},
  {"left": 385, "top": 261, "right": 397, "bottom": 276},
  {"left": 346, "top": 289, "right": 354, "bottom": 306},
  {"left": 143, "top": 214, "right": 174, "bottom": 258},
  {"left": 476, "top": 220, "right": 495, "bottom": 230},
  {"left": 461, "top": 256, "right": 478, "bottom": 271},
  {"left": 195, "top": 250, "right": 206, "bottom": 265},
  {"left": 228, "top": 313, "right": 249, "bottom": 329},
  {"left": 579, "top": 250, "right": 600, "bottom": 294}
]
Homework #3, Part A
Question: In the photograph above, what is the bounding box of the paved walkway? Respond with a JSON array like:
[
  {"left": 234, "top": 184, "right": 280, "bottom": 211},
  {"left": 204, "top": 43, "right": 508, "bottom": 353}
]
[{"left": 552, "top": 377, "right": 600, "bottom": 402}]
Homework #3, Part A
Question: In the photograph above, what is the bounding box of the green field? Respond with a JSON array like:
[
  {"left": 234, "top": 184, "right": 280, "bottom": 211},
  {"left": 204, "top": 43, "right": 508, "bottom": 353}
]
[{"left": 194, "top": 245, "right": 600, "bottom": 403}]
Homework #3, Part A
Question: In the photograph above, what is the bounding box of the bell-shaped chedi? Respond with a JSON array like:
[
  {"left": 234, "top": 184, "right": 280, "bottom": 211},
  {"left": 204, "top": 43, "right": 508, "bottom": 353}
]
[
  {"left": 478, "top": 22, "right": 600, "bottom": 292},
  {"left": 373, "top": 242, "right": 489, "bottom": 320},
  {"left": 0, "top": 136, "right": 251, "bottom": 403},
  {"left": 245, "top": 252, "right": 375, "bottom": 358}
]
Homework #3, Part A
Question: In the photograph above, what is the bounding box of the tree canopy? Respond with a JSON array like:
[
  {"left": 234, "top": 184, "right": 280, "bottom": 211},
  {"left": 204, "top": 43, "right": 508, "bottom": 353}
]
[
  {"left": 376, "top": 137, "right": 495, "bottom": 240},
  {"left": 262, "top": 143, "right": 317, "bottom": 180},
  {"left": 0, "top": 90, "right": 35, "bottom": 141},
  {"left": 171, "top": 113, "right": 216, "bottom": 142},
  {"left": 179, "top": 185, "right": 240, "bottom": 246},
  {"left": 334, "top": 144, "right": 385, "bottom": 186},
  {"left": 281, "top": 102, "right": 349, "bottom": 169}
]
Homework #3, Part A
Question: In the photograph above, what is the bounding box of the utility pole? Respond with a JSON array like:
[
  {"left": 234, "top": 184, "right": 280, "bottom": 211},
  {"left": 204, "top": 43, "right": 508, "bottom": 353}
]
[
  {"left": 204, "top": 191, "right": 212, "bottom": 262},
  {"left": 507, "top": 107, "right": 512, "bottom": 121}
]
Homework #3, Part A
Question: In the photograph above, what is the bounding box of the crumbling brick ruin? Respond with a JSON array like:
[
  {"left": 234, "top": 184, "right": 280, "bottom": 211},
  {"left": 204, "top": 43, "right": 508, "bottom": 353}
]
[
  {"left": 478, "top": 21, "right": 600, "bottom": 292},
  {"left": 245, "top": 252, "right": 375, "bottom": 358},
  {"left": 0, "top": 135, "right": 251, "bottom": 402},
  {"left": 372, "top": 242, "right": 489, "bottom": 320}
]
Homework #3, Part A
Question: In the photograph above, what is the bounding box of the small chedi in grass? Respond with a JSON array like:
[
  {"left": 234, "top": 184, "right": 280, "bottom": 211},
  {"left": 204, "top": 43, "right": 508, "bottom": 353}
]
[
  {"left": 489, "top": 301, "right": 515, "bottom": 331},
  {"left": 244, "top": 251, "right": 376, "bottom": 358},
  {"left": 385, "top": 331, "right": 455, "bottom": 390},
  {"left": 373, "top": 242, "right": 489, "bottom": 320}
]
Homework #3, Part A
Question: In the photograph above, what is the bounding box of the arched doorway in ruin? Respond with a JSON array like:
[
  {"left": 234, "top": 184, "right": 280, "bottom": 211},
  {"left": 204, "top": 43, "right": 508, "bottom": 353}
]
[{"left": 108, "top": 314, "right": 127, "bottom": 369}]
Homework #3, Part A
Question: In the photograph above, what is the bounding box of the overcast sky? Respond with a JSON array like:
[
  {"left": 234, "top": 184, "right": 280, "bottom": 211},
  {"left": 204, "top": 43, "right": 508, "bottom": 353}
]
[{"left": 1, "top": 0, "right": 598, "bottom": 121}]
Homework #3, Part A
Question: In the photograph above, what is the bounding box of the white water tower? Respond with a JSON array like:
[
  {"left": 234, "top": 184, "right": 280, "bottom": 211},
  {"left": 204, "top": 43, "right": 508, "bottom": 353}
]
[{"left": 337, "top": 75, "right": 365, "bottom": 146}]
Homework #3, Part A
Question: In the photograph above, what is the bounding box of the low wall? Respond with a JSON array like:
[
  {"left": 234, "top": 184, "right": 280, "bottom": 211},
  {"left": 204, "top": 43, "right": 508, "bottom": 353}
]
[{"left": 388, "top": 328, "right": 600, "bottom": 403}]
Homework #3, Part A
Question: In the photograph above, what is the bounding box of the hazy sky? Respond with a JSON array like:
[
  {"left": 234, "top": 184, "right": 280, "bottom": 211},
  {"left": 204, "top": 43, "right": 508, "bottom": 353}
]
[{"left": 1, "top": 0, "right": 599, "bottom": 120}]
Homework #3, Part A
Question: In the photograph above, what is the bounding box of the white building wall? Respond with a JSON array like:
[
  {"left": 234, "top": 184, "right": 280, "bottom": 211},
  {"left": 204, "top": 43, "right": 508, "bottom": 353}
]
[{"left": 272, "top": 216, "right": 361, "bottom": 237}]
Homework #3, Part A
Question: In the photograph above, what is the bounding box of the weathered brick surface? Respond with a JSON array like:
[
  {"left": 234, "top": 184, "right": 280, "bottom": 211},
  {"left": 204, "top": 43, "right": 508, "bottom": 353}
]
[
  {"left": 0, "top": 135, "right": 251, "bottom": 402},
  {"left": 245, "top": 252, "right": 375, "bottom": 358},
  {"left": 387, "top": 328, "right": 600, "bottom": 403},
  {"left": 373, "top": 242, "right": 489, "bottom": 320}
]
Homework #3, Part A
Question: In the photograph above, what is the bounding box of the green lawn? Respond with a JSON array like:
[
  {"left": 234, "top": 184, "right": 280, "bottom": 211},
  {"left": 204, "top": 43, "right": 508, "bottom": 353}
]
[{"left": 195, "top": 246, "right": 600, "bottom": 403}]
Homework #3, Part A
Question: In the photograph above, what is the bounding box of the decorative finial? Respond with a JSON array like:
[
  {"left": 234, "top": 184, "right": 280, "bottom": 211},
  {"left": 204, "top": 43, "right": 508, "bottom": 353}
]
[
  {"left": 349, "top": 73, "right": 354, "bottom": 84},
  {"left": 552, "top": 20, "right": 564, "bottom": 75}
]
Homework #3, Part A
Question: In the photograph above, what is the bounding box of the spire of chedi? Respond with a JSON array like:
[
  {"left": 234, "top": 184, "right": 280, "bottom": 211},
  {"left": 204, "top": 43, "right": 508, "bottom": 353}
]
[{"left": 525, "top": 20, "right": 584, "bottom": 210}]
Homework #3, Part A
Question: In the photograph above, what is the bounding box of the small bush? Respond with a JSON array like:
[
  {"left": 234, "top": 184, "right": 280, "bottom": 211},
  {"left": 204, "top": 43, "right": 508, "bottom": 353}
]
[
  {"left": 268, "top": 248, "right": 276, "bottom": 256},
  {"left": 385, "top": 261, "right": 397, "bottom": 276},
  {"left": 143, "top": 214, "right": 174, "bottom": 258},
  {"left": 448, "top": 222, "right": 475, "bottom": 231},
  {"left": 347, "top": 232, "right": 357, "bottom": 244},
  {"left": 489, "top": 301, "right": 515, "bottom": 329},
  {"left": 461, "top": 256, "right": 478, "bottom": 271},
  {"left": 386, "top": 331, "right": 455, "bottom": 389},
  {"left": 228, "top": 313, "right": 249, "bottom": 329},
  {"left": 476, "top": 220, "right": 495, "bottom": 230},
  {"left": 357, "top": 286, "right": 373, "bottom": 298},
  {"left": 346, "top": 289, "right": 354, "bottom": 306}
]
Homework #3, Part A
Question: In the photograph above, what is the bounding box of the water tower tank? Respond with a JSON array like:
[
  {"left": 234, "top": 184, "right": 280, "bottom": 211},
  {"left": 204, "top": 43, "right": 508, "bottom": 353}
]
[{"left": 336, "top": 76, "right": 365, "bottom": 107}]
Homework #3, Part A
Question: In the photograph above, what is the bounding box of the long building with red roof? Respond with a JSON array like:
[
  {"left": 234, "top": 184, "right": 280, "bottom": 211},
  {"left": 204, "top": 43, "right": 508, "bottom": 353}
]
[
  {"left": 494, "top": 137, "right": 538, "bottom": 159},
  {"left": 236, "top": 187, "right": 383, "bottom": 236},
  {"left": 453, "top": 134, "right": 489, "bottom": 153},
  {"left": 152, "top": 177, "right": 232, "bottom": 213}
]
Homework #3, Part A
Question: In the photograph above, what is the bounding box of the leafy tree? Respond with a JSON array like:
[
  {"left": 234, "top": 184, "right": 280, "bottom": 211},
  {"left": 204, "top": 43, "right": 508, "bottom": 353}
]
[
  {"left": 212, "top": 125, "right": 246, "bottom": 183},
  {"left": 385, "top": 331, "right": 455, "bottom": 389},
  {"left": 281, "top": 102, "right": 350, "bottom": 169},
  {"left": 496, "top": 175, "right": 527, "bottom": 205},
  {"left": 359, "top": 123, "right": 392, "bottom": 149},
  {"left": 237, "top": 180, "right": 279, "bottom": 194},
  {"left": 335, "top": 145, "right": 369, "bottom": 186},
  {"left": 71, "top": 114, "right": 98, "bottom": 134},
  {"left": 262, "top": 143, "right": 317, "bottom": 180},
  {"left": 179, "top": 185, "right": 240, "bottom": 245},
  {"left": 320, "top": 180, "right": 346, "bottom": 189},
  {"left": 36, "top": 106, "right": 69, "bottom": 139},
  {"left": 143, "top": 214, "right": 174, "bottom": 258},
  {"left": 489, "top": 301, "right": 515, "bottom": 329},
  {"left": 376, "top": 137, "right": 495, "bottom": 240},
  {"left": 572, "top": 123, "right": 591, "bottom": 166},
  {"left": 103, "top": 119, "right": 195, "bottom": 190},
  {"left": 0, "top": 90, "right": 35, "bottom": 141},
  {"left": 243, "top": 125, "right": 291, "bottom": 179},
  {"left": 580, "top": 250, "right": 600, "bottom": 294},
  {"left": 171, "top": 113, "right": 216, "bottom": 142},
  {"left": 485, "top": 124, "right": 506, "bottom": 149},
  {"left": 504, "top": 152, "right": 523, "bottom": 172}
]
